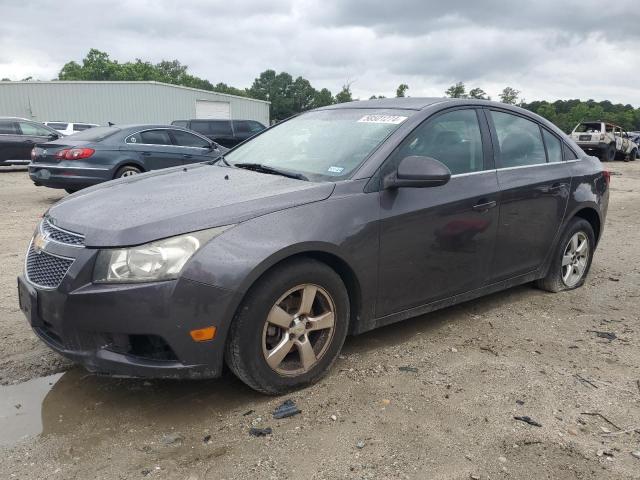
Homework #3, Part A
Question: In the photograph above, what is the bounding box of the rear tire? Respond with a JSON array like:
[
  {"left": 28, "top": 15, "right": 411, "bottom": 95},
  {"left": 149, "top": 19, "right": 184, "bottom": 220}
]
[
  {"left": 536, "top": 218, "right": 595, "bottom": 293},
  {"left": 600, "top": 144, "right": 615, "bottom": 162},
  {"left": 115, "top": 165, "right": 142, "bottom": 178},
  {"left": 627, "top": 149, "right": 637, "bottom": 162},
  {"left": 225, "top": 258, "right": 349, "bottom": 395},
  {"left": 64, "top": 188, "right": 79, "bottom": 194}
]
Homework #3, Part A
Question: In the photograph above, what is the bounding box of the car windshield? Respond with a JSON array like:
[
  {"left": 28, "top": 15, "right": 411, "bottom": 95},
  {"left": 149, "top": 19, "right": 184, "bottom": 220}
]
[
  {"left": 575, "top": 123, "right": 602, "bottom": 133},
  {"left": 65, "top": 126, "right": 119, "bottom": 141},
  {"left": 224, "top": 109, "right": 414, "bottom": 181}
]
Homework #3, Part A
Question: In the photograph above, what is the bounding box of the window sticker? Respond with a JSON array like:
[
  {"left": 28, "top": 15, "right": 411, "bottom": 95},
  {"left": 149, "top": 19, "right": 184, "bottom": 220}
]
[
  {"left": 357, "top": 115, "right": 407, "bottom": 124},
  {"left": 327, "top": 166, "right": 345, "bottom": 174}
]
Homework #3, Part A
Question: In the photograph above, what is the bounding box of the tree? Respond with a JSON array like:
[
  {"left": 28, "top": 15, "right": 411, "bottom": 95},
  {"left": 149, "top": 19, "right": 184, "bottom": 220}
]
[
  {"left": 335, "top": 83, "right": 353, "bottom": 104},
  {"left": 369, "top": 94, "right": 386, "bottom": 99},
  {"left": 313, "top": 88, "right": 334, "bottom": 108},
  {"left": 396, "top": 83, "right": 409, "bottom": 97},
  {"left": 499, "top": 87, "right": 520, "bottom": 105},
  {"left": 468, "top": 87, "right": 488, "bottom": 100},
  {"left": 1, "top": 78, "right": 10, "bottom": 81},
  {"left": 445, "top": 82, "right": 466, "bottom": 98}
]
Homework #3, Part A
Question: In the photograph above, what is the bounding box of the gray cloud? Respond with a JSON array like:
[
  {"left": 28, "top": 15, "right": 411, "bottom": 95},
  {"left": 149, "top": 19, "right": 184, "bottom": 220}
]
[{"left": 0, "top": 0, "right": 638, "bottom": 105}]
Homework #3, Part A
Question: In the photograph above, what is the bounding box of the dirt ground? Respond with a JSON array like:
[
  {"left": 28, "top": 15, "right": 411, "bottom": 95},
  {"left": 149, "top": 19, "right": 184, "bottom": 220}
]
[{"left": 0, "top": 164, "right": 639, "bottom": 480}]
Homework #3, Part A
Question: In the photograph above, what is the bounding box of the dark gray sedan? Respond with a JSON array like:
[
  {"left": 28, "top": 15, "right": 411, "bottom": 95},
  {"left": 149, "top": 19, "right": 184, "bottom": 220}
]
[
  {"left": 18, "top": 98, "right": 609, "bottom": 394},
  {"left": 29, "top": 125, "right": 227, "bottom": 193}
]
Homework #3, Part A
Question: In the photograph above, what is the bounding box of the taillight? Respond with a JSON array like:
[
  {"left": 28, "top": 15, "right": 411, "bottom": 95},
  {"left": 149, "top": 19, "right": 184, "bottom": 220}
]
[
  {"left": 31, "top": 148, "right": 36, "bottom": 161},
  {"left": 603, "top": 170, "right": 610, "bottom": 186},
  {"left": 55, "top": 148, "right": 95, "bottom": 160}
]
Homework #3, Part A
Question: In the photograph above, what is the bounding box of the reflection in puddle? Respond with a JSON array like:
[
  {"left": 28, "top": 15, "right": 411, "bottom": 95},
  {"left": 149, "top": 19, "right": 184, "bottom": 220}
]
[
  {"left": 0, "top": 373, "right": 64, "bottom": 446},
  {"left": 1, "top": 367, "right": 266, "bottom": 449}
]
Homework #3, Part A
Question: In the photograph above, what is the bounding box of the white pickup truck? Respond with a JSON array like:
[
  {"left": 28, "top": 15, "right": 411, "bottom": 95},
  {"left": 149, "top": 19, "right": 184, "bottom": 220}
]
[{"left": 571, "top": 121, "right": 638, "bottom": 162}]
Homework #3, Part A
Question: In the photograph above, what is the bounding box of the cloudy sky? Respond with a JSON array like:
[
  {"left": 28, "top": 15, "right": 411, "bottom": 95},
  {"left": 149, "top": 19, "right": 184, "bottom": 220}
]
[{"left": 1, "top": 0, "right": 639, "bottom": 105}]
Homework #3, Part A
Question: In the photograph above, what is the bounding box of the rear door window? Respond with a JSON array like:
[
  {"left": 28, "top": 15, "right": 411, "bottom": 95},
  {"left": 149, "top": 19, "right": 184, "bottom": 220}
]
[
  {"left": 210, "top": 121, "right": 232, "bottom": 136},
  {"left": 490, "top": 111, "right": 546, "bottom": 168},
  {"left": 18, "top": 122, "right": 54, "bottom": 136},
  {"left": 189, "top": 121, "right": 211, "bottom": 135},
  {"left": 126, "top": 129, "right": 173, "bottom": 145},
  {"left": 0, "top": 120, "right": 18, "bottom": 134},
  {"left": 563, "top": 144, "right": 578, "bottom": 160},
  {"left": 73, "top": 124, "right": 93, "bottom": 131},
  {"left": 542, "top": 129, "right": 563, "bottom": 163},
  {"left": 170, "top": 129, "right": 210, "bottom": 148}
]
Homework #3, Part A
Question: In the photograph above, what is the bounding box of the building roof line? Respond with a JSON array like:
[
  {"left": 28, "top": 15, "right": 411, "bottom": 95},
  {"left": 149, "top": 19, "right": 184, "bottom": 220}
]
[{"left": 0, "top": 80, "right": 271, "bottom": 104}]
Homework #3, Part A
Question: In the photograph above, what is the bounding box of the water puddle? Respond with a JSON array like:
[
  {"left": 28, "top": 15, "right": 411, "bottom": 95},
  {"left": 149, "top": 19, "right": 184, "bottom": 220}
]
[
  {"left": 0, "top": 373, "right": 64, "bottom": 447},
  {"left": 0, "top": 368, "right": 265, "bottom": 449}
]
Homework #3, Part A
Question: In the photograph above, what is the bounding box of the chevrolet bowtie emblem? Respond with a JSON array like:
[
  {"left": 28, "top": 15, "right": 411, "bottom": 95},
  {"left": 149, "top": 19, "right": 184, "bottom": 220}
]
[{"left": 33, "top": 232, "right": 48, "bottom": 254}]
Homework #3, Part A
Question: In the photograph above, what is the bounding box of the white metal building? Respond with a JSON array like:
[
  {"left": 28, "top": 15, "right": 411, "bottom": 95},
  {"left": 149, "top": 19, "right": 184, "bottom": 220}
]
[{"left": 0, "top": 81, "right": 270, "bottom": 126}]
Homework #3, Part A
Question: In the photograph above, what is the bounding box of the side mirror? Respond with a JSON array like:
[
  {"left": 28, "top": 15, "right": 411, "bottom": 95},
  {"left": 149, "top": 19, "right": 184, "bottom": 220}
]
[
  {"left": 384, "top": 156, "right": 451, "bottom": 189},
  {"left": 209, "top": 142, "right": 219, "bottom": 151},
  {"left": 48, "top": 133, "right": 59, "bottom": 140}
]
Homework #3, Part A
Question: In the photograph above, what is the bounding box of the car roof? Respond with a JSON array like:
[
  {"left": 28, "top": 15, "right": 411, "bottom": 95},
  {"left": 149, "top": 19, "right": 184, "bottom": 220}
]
[
  {"left": 0, "top": 116, "right": 34, "bottom": 121},
  {"left": 320, "top": 97, "right": 533, "bottom": 112}
]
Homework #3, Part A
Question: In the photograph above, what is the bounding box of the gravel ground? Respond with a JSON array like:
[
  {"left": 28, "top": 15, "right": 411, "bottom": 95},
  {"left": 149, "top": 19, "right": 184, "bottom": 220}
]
[{"left": 1, "top": 164, "right": 639, "bottom": 479}]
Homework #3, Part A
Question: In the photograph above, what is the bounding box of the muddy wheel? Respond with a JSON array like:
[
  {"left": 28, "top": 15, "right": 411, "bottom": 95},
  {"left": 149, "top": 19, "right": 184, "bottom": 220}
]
[
  {"left": 225, "top": 258, "right": 349, "bottom": 394},
  {"left": 115, "top": 165, "right": 142, "bottom": 178},
  {"left": 600, "top": 144, "right": 615, "bottom": 162},
  {"left": 536, "top": 218, "right": 595, "bottom": 293}
]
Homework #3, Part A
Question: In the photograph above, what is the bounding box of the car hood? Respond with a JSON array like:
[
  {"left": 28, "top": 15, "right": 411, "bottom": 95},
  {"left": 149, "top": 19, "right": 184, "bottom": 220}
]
[{"left": 47, "top": 164, "right": 335, "bottom": 247}]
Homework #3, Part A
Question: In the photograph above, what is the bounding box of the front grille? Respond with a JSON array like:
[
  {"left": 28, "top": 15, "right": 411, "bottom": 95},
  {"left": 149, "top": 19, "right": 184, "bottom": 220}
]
[
  {"left": 42, "top": 218, "right": 85, "bottom": 246},
  {"left": 25, "top": 246, "right": 74, "bottom": 288}
]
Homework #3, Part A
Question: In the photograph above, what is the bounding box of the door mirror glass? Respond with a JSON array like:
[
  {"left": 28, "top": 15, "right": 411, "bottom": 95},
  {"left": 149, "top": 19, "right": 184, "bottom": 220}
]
[
  {"left": 48, "top": 133, "right": 59, "bottom": 140},
  {"left": 384, "top": 156, "right": 451, "bottom": 189}
]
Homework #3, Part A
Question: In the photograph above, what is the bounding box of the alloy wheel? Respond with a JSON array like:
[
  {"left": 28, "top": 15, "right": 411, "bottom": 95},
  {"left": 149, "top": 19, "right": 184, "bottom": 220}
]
[
  {"left": 562, "top": 231, "right": 589, "bottom": 287},
  {"left": 262, "top": 284, "right": 336, "bottom": 376},
  {"left": 121, "top": 170, "right": 139, "bottom": 177}
]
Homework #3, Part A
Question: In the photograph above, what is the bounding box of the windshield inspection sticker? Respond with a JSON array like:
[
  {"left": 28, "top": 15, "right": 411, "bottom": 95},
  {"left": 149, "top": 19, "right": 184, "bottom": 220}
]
[
  {"left": 358, "top": 114, "right": 408, "bottom": 124},
  {"left": 327, "top": 166, "right": 345, "bottom": 174}
]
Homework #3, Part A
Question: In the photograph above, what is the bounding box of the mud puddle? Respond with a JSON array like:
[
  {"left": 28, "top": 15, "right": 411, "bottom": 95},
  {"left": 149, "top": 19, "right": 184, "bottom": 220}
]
[{"left": 0, "top": 367, "right": 267, "bottom": 449}]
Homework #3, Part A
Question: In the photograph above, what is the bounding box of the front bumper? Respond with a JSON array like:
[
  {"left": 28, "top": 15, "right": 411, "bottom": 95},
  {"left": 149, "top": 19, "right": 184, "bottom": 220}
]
[
  {"left": 17, "top": 272, "right": 236, "bottom": 379},
  {"left": 29, "top": 164, "right": 113, "bottom": 189}
]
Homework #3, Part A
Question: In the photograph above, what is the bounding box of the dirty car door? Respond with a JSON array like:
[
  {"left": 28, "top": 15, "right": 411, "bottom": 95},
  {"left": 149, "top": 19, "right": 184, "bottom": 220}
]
[
  {"left": 486, "top": 109, "right": 571, "bottom": 281},
  {"left": 376, "top": 108, "right": 499, "bottom": 317},
  {"left": 124, "top": 129, "right": 184, "bottom": 170}
]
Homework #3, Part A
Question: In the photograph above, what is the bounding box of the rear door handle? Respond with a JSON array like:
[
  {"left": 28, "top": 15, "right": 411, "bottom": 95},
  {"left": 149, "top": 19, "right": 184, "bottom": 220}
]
[
  {"left": 183, "top": 154, "right": 193, "bottom": 159},
  {"left": 141, "top": 151, "right": 152, "bottom": 156},
  {"left": 541, "top": 182, "right": 567, "bottom": 193},
  {"left": 472, "top": 200, "right": 497, "bottom": 212}
]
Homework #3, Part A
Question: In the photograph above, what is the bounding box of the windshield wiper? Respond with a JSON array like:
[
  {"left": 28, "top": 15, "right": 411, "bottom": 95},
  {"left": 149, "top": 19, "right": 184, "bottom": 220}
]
[
  {"left": 210, "top": 154, "right": 231, "bottom": 166},
  {"left": 233, "top": 163, "right": 309, "bottom": 181}
]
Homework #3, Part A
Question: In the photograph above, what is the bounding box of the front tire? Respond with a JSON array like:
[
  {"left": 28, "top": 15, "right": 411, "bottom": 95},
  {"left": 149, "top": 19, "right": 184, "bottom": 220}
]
[
  {"left": 627, "top": 149, "right": 637, "bottom": 162},
  {"left": 536, "top": 218, "right": 595, "bottom": 292},
  {"left": 225, "top": 258, "right": 349, "bottom": 394}
]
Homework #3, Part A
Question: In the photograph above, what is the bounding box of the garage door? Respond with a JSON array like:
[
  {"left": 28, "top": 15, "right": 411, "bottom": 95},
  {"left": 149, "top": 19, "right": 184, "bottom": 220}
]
[{"left": 195, "top": 100, "right": 231, "bottom": 119}]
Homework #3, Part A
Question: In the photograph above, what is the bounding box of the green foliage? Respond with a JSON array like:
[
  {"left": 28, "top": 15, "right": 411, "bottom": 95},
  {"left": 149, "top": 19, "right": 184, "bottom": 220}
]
[
  {"left": 468, "top": 88, "right": 488, "bottom": 100},
  {"left": 335, "top": 84, "right": 353, "bottom": 104},
  {"left": 523, "top": 99, "right": 640, "bottom": 132},
  {"left": 396, "top": 84, "right": 409, "bottom": 97},
  {"left": 499, "top": 87, "right": 520, "bottom": 105},
  {"left": 57, "top": 50, "right": 342, "bottom": 121},
  {"left": 445, "top": 82, "right": 467, "bottom": 98}
]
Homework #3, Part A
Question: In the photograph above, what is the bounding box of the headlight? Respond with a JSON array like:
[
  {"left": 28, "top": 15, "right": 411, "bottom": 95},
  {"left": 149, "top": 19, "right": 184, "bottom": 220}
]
[{"left": 93, "top": 226, "right": 232, "bottom": 283}]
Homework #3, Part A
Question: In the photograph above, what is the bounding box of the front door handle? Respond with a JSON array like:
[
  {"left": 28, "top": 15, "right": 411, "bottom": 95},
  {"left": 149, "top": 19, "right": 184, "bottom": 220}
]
[
  {"left": 141, "top": 151, "right": 152, "bottom": 156},
  {"left": 183, "top": 154, "right": 193, "bottom": 159},
  {"left": 472, "top": 200, "right": 497, "bottom": 212}
]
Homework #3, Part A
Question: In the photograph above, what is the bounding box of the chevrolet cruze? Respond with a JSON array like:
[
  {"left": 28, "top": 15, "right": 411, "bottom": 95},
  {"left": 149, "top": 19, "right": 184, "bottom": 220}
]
[{"left": 18, "top": 98, "right": 609, "bottom": 394}]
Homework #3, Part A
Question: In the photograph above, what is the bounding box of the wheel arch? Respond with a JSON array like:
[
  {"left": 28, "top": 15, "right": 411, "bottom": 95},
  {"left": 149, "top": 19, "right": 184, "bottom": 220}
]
[
  {"left": 232, "top": 246, "right": 364, "bottom": 335},
  {"left": 114, "top": 161, "right": 145, "bottom": 178},
  {"left": 572, "top": 206, "right": 601, "bottom": 245}
]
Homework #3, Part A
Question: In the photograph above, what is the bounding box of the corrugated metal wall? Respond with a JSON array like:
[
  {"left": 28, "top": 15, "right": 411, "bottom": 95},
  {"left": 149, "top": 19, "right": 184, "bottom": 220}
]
[{"left": 0, "top": 81, "right": 270, "bottom": 126}]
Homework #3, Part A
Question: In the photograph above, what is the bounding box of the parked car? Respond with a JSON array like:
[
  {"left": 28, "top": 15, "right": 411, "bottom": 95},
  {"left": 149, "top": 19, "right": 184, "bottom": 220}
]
[
  {"left": 570, "top": 121, "right": 637, "bottom": 161},
  {"left": 29, "top": 124, "right": 227, "bottom": 193},
  {"left": 0, "top": 117, "right": 61, "bottom": 166},
  {"left": 18, "top": 98, "right": 609, "bottom": 394},
  {"left": 171, "top": 119, "right": 265, "bottom": 148},
  {"left": 43, "top": 121, "right": 100, "bottom": 136}
]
